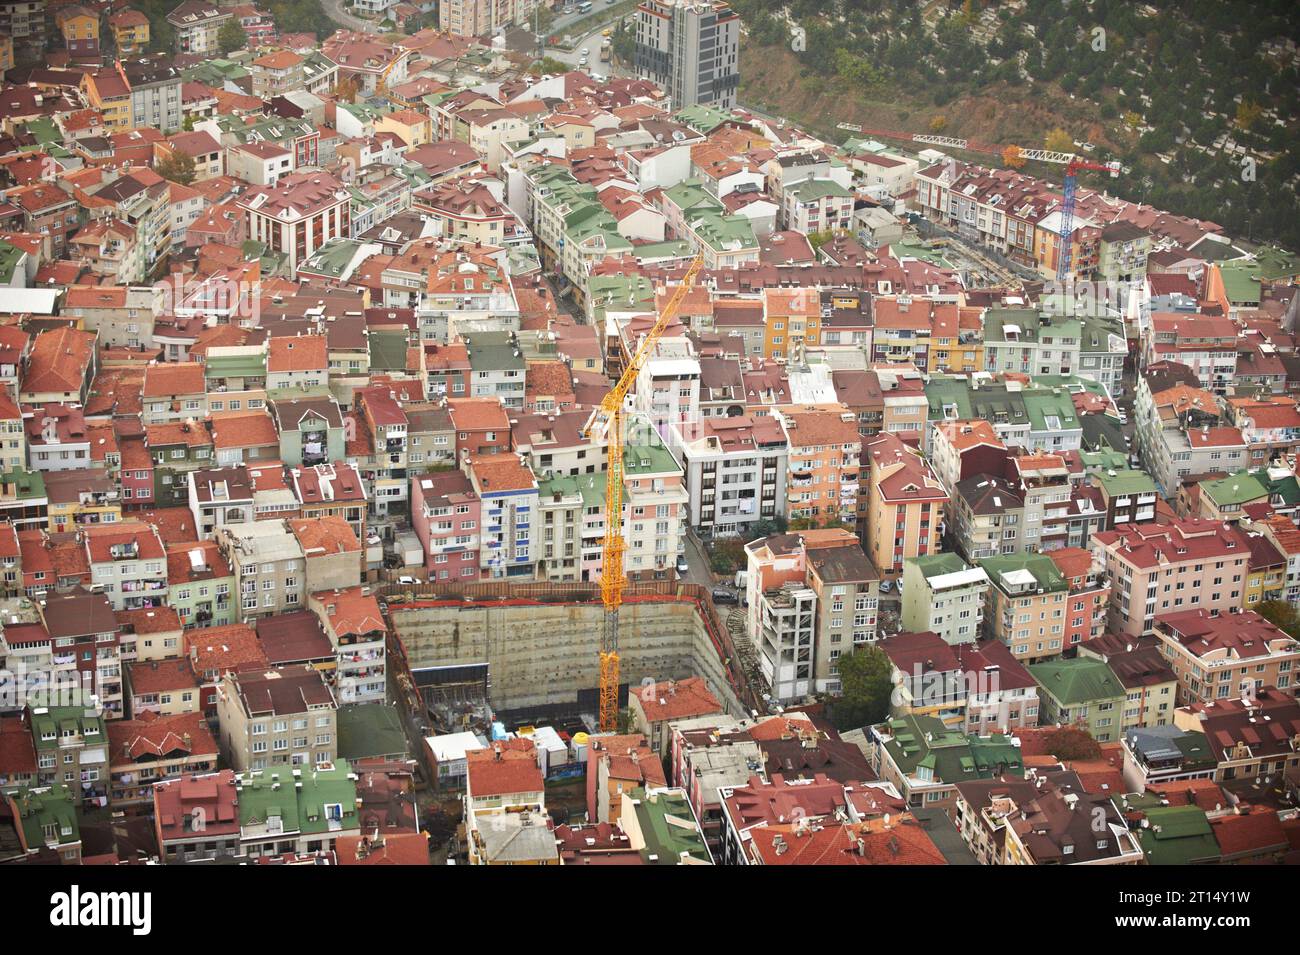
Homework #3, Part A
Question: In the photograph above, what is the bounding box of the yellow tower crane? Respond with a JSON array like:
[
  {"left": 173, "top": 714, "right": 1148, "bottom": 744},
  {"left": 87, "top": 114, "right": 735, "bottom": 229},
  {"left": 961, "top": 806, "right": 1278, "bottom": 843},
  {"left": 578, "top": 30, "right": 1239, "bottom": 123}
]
[{"left": 585, "top": 254, "right": 704, "bottom": 732}]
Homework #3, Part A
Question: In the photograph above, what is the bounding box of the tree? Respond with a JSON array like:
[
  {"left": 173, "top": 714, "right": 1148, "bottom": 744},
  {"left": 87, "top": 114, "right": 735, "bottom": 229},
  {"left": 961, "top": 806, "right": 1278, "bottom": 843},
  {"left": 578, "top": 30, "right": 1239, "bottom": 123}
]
[
  {"left": 529, "top": 56, "right": 568, "bottom": 76},
  {"left": 1258, "top": 600, "right": 1300, "bottom": 638},
  {"left": 155, "top": 150, "right": 196, "bottom": 186},
  {"left": 332, "top": 75, "right": 360, "bottom": 104},
  {"left": 928, "top": 114, "right": 947, "bottom": 133},
  {"left": 217, "top": 19, "right": 247, "bottom": 55},
  {"left": 1044, "top": 127, "right": 1075, "bottom": 153},
  {"left": 830, "top": 645, "right": 894, "bottom": 731},
  {"left": 1234, "top": 99, "right": 1264, "bottom": 131},
  {"left": 1002, "top": 144, "right": 1026, "bottom": 169},
  {"left": 1043, "top": 725, "right": 1102, "bottom": 761}
]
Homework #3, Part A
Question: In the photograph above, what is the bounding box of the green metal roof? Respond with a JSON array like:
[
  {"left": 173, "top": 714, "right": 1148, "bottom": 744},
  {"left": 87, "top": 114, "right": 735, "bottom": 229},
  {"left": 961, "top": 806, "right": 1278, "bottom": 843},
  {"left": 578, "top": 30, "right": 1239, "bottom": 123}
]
[
  {"left": 368, "top": 330, "right": 409, "bottom": 372},
  {"left": 299, "top": 238, "right": 365, "bottom": 279},
  {"left": 786, "top": 178, "right": 853, "bottom": 201},
  {"left": 623, "top": 424, "right": 681, "bottom": 477},
  {"left": 1136, "top": 806, "right": 1220, "bottom": 865},
  {"left": 1094, "top": 468, "right": 1158, "bottom": 497},
  {"left": 29, "top": 705, "right": 105, "bottom": 754},
  {"left": 337, "top": 704, "right": 407, "bottom": 761},
  {"left": 1217, "top": 260, "right": 1261, "bottom": 305},
  {"left": 236, "top": 760, "right": 359, "bottom": 836},
  {"left": 6, "top": 784, "right": 79, "bottom": 849},
  {"left": 204, "top": 350, "right": 267, "bottom": 379},
  {"left": 0, "top": 466, "right": 46, "bottom": 500},
  {"left": 907, "top": 552, "right": 970, "bottom": 580},
  {"left": 0, "top": 240, "right": 27, "bottom": 284},
  {"left": 1200, "top": 470, "right": 1269, "bottom": 508},
  {"left": 1028, "top": 657, "right": 1125, "bottom": 707},
  {"left": 977, "top": 552, "right": 1067, "bottom": 595},
  {"left": 627, "top": 787, "right": 711, "bottom": 864},
  {"left": 672, "top": 103, "right": 732, "bottom": 134},
  {"left": 882, "top": 713, "right": 1024, "bottom": 782},
  {"left": 538, "top": 472, "right": 605, "bottom": 509}
]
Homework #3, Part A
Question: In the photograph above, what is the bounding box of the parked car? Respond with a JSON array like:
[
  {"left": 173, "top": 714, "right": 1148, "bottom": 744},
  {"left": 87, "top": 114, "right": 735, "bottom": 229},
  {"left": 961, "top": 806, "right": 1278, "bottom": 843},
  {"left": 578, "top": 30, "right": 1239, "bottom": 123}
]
[
  {"left": 398, "top": 575, "right": 420, "bottom": 586},
  {"left": 675, "top": 555, "right": 690, "bottom": 574},
  {"left": 879, "top": 579, "right": 894, "bottom": 594},
  {"left": 711, "top": 588, "right": 738, "bottom": 604}
]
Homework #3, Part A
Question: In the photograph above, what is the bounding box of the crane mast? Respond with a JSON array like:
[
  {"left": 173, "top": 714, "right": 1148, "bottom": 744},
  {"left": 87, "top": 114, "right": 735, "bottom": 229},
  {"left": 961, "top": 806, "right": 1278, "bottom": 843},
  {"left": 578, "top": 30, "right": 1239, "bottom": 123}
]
[
  {"left": 1055, "top": 158, "right": 1122, "bottom": 283},
  {"left": 586, "top": 255, "right": 704, "bottom": 732}
]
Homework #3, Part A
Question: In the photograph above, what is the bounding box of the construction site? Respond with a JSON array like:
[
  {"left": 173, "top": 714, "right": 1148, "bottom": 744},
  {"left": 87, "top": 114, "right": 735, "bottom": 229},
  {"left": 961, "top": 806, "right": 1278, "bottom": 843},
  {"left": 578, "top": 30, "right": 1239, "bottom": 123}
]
[{"left": 382, "top": 580, "right": 761, "bottom": 740}]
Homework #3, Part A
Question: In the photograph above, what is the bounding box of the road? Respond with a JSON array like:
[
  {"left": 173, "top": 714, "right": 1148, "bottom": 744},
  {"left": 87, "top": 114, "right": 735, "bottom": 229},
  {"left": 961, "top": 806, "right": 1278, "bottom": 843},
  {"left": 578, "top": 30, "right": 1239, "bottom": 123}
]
[
  {"left": 323, "top": 0, "right": 380, "bottom": 33},
  {"left": 680, "top": 530, "right": 716, "bottom": 591}
]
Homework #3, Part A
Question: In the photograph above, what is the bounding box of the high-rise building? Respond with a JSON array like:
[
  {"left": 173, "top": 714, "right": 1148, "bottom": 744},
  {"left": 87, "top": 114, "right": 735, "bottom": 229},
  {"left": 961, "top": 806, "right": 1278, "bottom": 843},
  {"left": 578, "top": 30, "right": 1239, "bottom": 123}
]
[
  {"left": 440, "top": 0, "right": 535, "bottom": 39},
  {"left": 635, "top": 0, "right": 740, "bottom": 110}
]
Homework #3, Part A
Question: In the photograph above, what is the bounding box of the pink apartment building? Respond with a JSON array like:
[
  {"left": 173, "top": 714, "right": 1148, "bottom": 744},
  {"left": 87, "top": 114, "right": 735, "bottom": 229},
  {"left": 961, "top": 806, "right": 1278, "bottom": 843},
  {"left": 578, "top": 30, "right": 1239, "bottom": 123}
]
[{"left": 1092, "top": 518, "right": 1252, "bottom": 637}]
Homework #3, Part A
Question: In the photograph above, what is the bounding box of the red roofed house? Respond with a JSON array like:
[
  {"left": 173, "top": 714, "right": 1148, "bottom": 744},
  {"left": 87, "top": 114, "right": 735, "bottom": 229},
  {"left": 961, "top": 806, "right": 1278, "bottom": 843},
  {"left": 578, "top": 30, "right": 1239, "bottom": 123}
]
[
  {"left": 1153, "top": 608, "right": 1300, "bottom": 705},
  {"left": 153, "top": 769, "right": 241, "bottom": 862},
  {"left": 464, "top": 738, "right": 552, "bottom": 865},
  {"left": 19, "top": 326, "right": 97, "bottom": 405},
  {"left": 107, "top": 709, "right": 218, "bottom": 806},
  {"left": 184, "top": 622, "right": 268, "bottom": 715},
  {"left": 628, "top": 677, "right": 723, "bottom": 757},
  {"left": 142, "top": 361, "right": 207, "bottom": 424},
  {"left": 1094, "top": 518, "right": 1253, "bottom": 636}
]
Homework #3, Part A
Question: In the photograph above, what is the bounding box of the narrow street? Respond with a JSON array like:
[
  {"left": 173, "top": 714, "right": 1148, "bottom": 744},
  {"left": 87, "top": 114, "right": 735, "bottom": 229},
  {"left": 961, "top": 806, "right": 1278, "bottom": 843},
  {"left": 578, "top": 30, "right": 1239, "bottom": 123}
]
[{"left": 322, "top": 0, "right": 381, "bottom": 33}]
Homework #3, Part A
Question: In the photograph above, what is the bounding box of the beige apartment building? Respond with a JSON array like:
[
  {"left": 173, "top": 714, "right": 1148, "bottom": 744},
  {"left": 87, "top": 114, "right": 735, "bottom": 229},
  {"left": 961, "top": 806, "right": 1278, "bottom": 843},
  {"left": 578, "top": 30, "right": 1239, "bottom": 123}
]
[
  {"left": 215, "top": 664, "right": 337, "bottom": 772},
  {"left": 1153, "top": 608, "right": 1300, "bottom": 704}
]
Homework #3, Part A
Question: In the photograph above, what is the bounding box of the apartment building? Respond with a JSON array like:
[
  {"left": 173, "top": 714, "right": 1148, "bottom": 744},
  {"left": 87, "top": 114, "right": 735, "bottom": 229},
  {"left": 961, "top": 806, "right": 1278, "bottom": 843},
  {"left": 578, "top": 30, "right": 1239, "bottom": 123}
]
[
  {"left": 880, "top": 630, "right": 1038, "bottom": 734},
  {"left": 635, "top": 0, "right": 741, "bottom": 110},
  {"left": 166, "top": 0, "right": 231, "bottom": 54},
  {"left": 215, "top": 664, "right": 337, "bottom": 772},
  {"left": 1046, "top": 547, "right": 1111, "bottom": 650},
  {"left": 122, "top": 56, "right": 183, "bottom": 134},
  {"left": 1142, "top": 313, "right": 1238, "bottom": 396},
  {"left": 1011, "top": 452, "right": 1074, "bottom": 554},
  {"left": 463, "top": 738, "right": 552, "bottom": 866},
  {"left": 928, "top": 419, "right": 1008, "bottom": 502},
  {"left": 900, "top": 553, "right": 990, "bottom": 646},
  {"left": 1093, "top": 519, "right": 1252, "bottom": 637},
  {"left": 862, "top": 432, "right": 948, "bottom": 582},
  {"left": 187, "top": 466, "right": 255, "bottom": 540},
  {"left": 84, "top": 521, "right": 168, "bottom": 611},
  {"left": 238, "top": 171, "right": 351, "bottom": 273},
  {"left": 217, "top": 520, "right": 308, "bottom": 622},
  {"left": 619, "top": 425, "right": 690, "bottom": 581},
  {"left": 466, "top": 453, "right": 539, "bottom": 580},
  {"left": 778, "top": 406, "right": 863, "bottom": 527},
  {"left": 308, "top": 587, "right": 386, "bottom": 706},
  {"left": 439, "top": 0, "right": 535, "bottom": 37},
  {"left": 1028, "top": 657, "right": 1127, "bottom": 743},
  {"left": 743, "top": 529, "right": 879, "bottom": 700},
  {"left": 671, "top": 414, "right": 787, "bottom": 538},
  {"left": 411, "top": 470, "right": 481, "bottom": 579},
  {"left": 977, "top": 552, "right": 1070, "bottom": 664},
  {"left": 1153, "top": 608, "right": 1300, "bottom": 705},
  {"left": 634, "top": 342, "right": 700, "bottom": 438},
  {"left": 1076, "top": 634, "right": 1178, "bottom": 732},
  {"left": 25, "top": 698, "right": 108, "bottom": 804},
  {"left": 951, "top": 474, "right": 1025, "bottom": 561}
]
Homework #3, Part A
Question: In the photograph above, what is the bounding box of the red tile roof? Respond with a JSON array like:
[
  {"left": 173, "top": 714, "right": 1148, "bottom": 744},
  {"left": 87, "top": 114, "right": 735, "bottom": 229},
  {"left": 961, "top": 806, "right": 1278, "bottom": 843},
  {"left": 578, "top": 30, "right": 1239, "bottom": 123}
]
[
  {"left": 466, "top": 738, "right": 543, "bottom": 798},
  {"left": 634, "top": 677, "right": 721, "bottom": 723}
]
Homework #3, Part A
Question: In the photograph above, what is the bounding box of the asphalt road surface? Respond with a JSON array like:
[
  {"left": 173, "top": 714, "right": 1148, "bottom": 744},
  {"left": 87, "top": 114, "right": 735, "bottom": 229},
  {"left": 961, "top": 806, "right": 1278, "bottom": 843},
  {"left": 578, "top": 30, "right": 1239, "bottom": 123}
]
[{"left": 323, "top": 0, "right": 379, "bottom": 33}]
